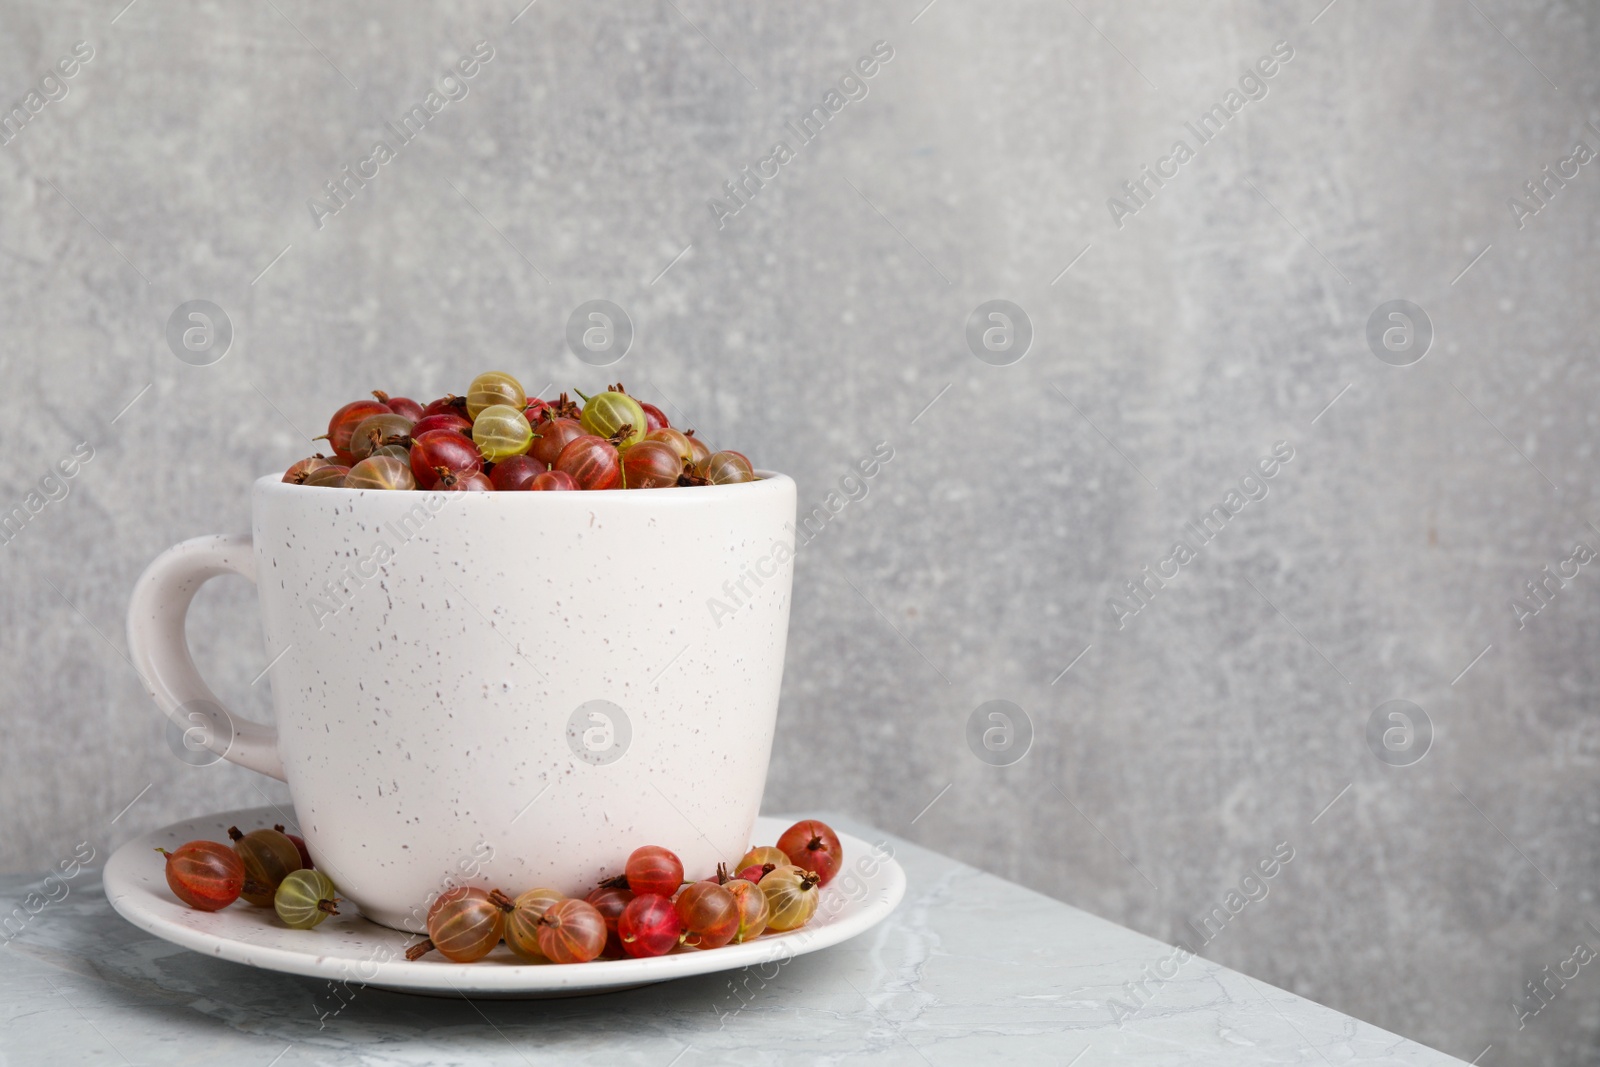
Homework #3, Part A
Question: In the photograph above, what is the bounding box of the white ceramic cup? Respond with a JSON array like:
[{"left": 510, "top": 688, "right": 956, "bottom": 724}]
[{"left": 127, "top": 473, "right": 796, "bottom": 930}]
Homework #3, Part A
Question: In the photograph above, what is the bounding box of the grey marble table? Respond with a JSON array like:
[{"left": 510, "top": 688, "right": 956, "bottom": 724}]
[{"left": 0, "top": 813, "right": 1464, "bottom": 1066}]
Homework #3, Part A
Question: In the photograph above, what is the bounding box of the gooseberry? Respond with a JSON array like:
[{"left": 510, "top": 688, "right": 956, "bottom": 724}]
[
  {"left": 283, "top": 455, "right": 335, "bottom": 484},
  {"left": 675, "top": 881, "right": 739, "bottom": 949},
  {"left": 527, "top": 392, "right": 580, "bottom": 424},
  {"left": 760, "top": 865, "right": 821, "bottom": 932},
  {"left": 536, "top": 898, "right": 608, "bottom": 963},
  {"left": 344, "top": 454, "right": 416, "bottom": 491},
  {"left": 273, "top": 824, "right": 314, "bottom": 870},
  {"left": 369, "top": 443, "right": 411, "bottom": 463},
  {"left": 500, "top": 887, "right": 564, "bottom": 961},
  {"left": 410, "top": 429, "right": 482, "bottom": 489},
  {"left": 420, "top": 394, "right": 469, "bottom": 420},
  {"left": 410, "top": 413, "right": 474, "bottom": 438},
  {"left": 643, "top": 428, "right": 693, "bottom": 463},
  {"left": 441, "top": 471, "right": 493, "bottom": 491},
  {"left": 698, "top": 450, "right": 756, "bottom": 485},
  {"left": 156, "top": 840, "right": 247, "bottom": 912},
  {"left": 371, "top": 390, "right": 424, "bottom": 421},
  {"left": 578, "top": 390, "right": 646, "bottom": 448},
  {"left": 617, "top": 894, "right": 684, "bottom": 958},
  {"left": 227, "top": 825, "right": 303, "bottom": 908},
  {"left": 529, "top": 417, "right": 585, "bottom": 468},
  {"left": 346, "top": 412, "right": 412, "bottom": 461},
  {"left": 639, "top": 401, "right": 670, "bottom": 433},
  {"left": 466, "top": 371, "right": 527, "bottom": 420},
  {"left": 726, "top": 879, "right": 770, "bottom": 942},
  {"left": 406, "top": 886, "right": 510, "bottom": 962},
  {"left": 621, "top": 439, "right": 684, "bottom": 489},
  {"left": 302, "top": 465, "right": 350, "bottom": 487},
  {"left": 736, "top": 863, "right": 777, "bottom": 884},
  {"left": 776, "top": 819, "right": 843, "bottom": 886},
  {"left": 321, "top": 399, "right": 392, "bottom": 463},
  {"left": 621, "top": 844, "right": 684, "bottom": 897},
  {"left": 488, "top": 454, "right": 543, "bottom": 492},
  {"left": 737, "top": 846, "right": 788, "bottom": 873},
  {"left": 530, "top": 470, "right": 580, "bottom": 491},
  {"left": 585, "top": 885, "right": 634, "bottom": 958},
  {"left": 472, "top": 404, "right": 534, "bottom": 462},
  {"left": 275, "top": 869, "right": 340, "bottom": 930},
  {"left": 554, "top": 435, "right": 621, "bottom": 490}
]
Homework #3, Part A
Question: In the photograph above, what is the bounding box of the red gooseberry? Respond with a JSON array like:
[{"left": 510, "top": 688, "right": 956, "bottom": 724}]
[
  {"left": 156, "top": 840, "right": 248, "bottom": 912},
  {"left": 639, "top": 401, "right": 669, "bottom": 432},
  {"left": 410, "top": 413, "right": 474, "bottom": 438},
  {"left": 554, "top": 435, "right": 621, "bottom": 491},
  {"left": 675, "top": 881, "right": 739, "bottom": 949},
  {"left": 274, "top": 824, "right": 314, "bottom": 870},
  {"left": 621, "top": 439, "right": 684, "bottom": 489},
  {"left": 320, "top": 399, "right": 392, "bottom": 464},
  {"left": 622, "top": 844, "right": 684, "bottom": 897},
  {"left": 441, "top": 471, "right": 493, "bottom": 491},
  {"left": 536, "top": 898, "right": 608, "bottom": 963},
  {"left": 585, "top": 885, "right": 634, "bottom": 958},
  {"left": 736, "top": 863, "right": 777, "bottom": 884},
  {"left": 406, "top": 886, "right": 510, "bottom": 962},
  {"left": 283, "top": 455, "right": 335, "bottom": 484},
  {"left": 530, "top": 470, "right": 579, "bottom": 491},
  {"left": 529, "top": 417, "right": 585, "bottom": 468},
  {"left": 775, "top": 819, "right": 843, "bottom": 886},
  {"left": 409, "top": 429, "right": 482, "bottom": 489},
  {"left": 420, "top": 395, "right": 469, "bottom": 419},
  {"left": 617, "top": 894, "right": 684, "bottom": 958},
  {"left": 372, "top": 390, "right": 424, "bottom": 421},
  {"left": 488, "top": 455, "right": 544, "bottom": 492},
  {"left": 527, "top": 393, "right": 580, "bottom": 424}
]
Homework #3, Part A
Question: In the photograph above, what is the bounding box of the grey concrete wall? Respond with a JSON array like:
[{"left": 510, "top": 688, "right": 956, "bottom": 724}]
[{"left": 2, "top": 0, "right": 1596, "bottom": 1061}]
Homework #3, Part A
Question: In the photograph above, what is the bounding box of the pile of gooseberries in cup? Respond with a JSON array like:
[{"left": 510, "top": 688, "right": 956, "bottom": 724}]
[
  {"left": 156, "top": 819, "right": 844, "bottom": 965},
  {"left": 282, "top": 373, "right": 758, "bottom": 491}
]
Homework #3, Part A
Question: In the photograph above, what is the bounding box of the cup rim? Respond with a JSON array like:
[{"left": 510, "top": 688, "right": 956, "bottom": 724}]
[{"left": 255, "top": 469, "right": 791, "bottom": 498}]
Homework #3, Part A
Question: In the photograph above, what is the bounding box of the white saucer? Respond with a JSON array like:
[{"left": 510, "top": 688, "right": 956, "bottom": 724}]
[{"left": 103, "top": 806, "right": 905, "bottom": 998}]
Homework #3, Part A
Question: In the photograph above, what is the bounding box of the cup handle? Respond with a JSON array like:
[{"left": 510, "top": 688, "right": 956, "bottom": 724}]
[{"left": 126, "top": 534, "right": 286, "bottom": 781}]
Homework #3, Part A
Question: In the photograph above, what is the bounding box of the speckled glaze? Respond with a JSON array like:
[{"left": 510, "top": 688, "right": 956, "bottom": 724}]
[{"left": 127, "top": 474, "right": 796, "bottom": 930}]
